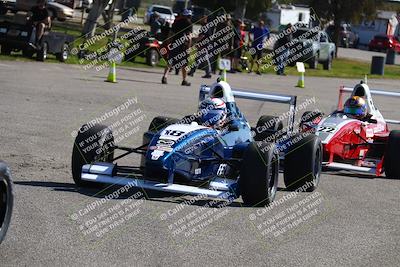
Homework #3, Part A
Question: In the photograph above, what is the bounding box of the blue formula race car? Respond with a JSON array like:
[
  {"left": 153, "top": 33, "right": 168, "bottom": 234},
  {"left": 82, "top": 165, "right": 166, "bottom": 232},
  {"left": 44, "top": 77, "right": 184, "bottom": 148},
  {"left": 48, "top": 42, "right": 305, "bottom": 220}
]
[{"left": 71, "top": 81, "right": 322, "bottom": 206}]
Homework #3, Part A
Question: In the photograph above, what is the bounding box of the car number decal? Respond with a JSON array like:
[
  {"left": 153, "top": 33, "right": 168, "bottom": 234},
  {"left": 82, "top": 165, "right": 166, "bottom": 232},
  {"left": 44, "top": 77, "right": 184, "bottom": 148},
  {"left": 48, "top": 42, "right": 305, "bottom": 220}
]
[{"left": 317, "top": 126, "right": 336, "bottom": 133}]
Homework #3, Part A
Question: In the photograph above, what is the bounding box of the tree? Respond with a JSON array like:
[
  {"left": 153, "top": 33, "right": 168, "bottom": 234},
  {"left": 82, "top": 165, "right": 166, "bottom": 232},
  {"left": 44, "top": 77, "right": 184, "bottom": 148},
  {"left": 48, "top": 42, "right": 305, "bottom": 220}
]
[
  {"left": 82, "top": 0, "right": 117, "bottom": 38},
  {"left": 308, "top": 0, "right": 384, "bottom": 56}
]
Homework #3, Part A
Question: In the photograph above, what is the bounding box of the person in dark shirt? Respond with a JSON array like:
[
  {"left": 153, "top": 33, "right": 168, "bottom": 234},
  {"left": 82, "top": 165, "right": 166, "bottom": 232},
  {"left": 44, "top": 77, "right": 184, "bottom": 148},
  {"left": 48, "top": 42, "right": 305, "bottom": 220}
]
[
  {"left": 161, "top": 9, "right": 193, "bottom": 86},
  {"left": 150, "top": 12, "right": 163, "bottom": 39},
  {"left": 249, "top": 20, "right": 270, "bottom": 75},
  {"left": 275, "top": 23, "right": 293, "bottom": 75},
  {"left": 30, "top": 0, "right": 51, "bottom": 47},
  {"left": 188, "top": 15, "right": 212, "bottom": 78}
]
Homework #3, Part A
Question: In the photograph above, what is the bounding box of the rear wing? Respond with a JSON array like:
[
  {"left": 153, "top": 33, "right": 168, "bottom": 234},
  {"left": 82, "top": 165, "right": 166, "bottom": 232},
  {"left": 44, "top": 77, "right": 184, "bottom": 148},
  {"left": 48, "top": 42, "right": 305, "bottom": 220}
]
[
  {"left": 338, "top": 86, "right": 400, "bottom": 125},
  {"left": 199, "top": 85, "right": 297, "bottom": 133}
]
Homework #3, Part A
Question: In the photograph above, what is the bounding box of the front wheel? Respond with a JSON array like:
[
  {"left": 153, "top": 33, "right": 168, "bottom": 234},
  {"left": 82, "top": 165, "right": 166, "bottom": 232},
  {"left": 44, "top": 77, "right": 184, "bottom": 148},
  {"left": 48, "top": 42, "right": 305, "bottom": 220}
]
[
  {"left": 239, "top": 142, "right": 279, "bottom": 207},
  {"left": 72, "top": 124, "right": 115, "bottom": 187},
  {"left": 323, "top": 56, "right": 332, "bottom": 70},
  {"left": 284, "top": 133, "right": 322, "bottom": 191},
  {"left": 146, "top": 48, "right": 159, "bottom": 67},
  {"left": 308, "top": 55, "right": 318, "bottom": 69},
  {"left": 0, "top": 161, "right": 13, "bottom": 244}
]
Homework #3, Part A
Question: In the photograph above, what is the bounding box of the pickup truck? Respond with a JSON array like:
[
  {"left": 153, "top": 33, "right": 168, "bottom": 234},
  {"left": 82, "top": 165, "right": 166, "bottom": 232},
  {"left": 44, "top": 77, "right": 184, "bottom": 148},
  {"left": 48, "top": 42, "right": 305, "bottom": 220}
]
[{"left": 289, "top": 27, "right": 336, "bottom": 70}]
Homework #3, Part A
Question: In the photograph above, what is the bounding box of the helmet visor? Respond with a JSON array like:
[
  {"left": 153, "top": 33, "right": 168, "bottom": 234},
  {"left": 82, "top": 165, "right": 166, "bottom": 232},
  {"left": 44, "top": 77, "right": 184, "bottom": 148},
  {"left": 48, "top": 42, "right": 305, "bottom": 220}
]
[{"left": 344, "top": 106, "right": 364, "bottom": 116}]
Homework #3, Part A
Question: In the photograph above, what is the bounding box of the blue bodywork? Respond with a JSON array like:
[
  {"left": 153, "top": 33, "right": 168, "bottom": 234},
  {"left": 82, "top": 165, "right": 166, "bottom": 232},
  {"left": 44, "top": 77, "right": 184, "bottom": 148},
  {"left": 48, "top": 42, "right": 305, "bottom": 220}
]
[{"left": 143, "top": 102, "right": 253, "bottom": 193}]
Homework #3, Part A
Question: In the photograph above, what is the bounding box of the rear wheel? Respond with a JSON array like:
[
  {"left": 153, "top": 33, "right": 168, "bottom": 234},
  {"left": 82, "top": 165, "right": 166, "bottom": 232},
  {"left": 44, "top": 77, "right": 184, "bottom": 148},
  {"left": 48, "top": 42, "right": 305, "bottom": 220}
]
[
  {"left": 284, "top": 133, "right": 322, "bottom": 191},
  {"left": 56, "top": 43, "right": 69, "bottom": 62},
  {"left": 22, "top": 49, "right": 34, "bottom": 58},
  {"left": 239, "top": 142, "right": 279, "bottom": 206},
  {"left": 385, "top": 130, "right": 400, "bottom": 179},
  {"left": 0, "top": 45, "right": 12, "bottom": 55},
  {"left": 140, "top": 116, "right": 179, "bottom": 168},
  {"left": 146, "top": 48, "right": 159, "bottom": 66},
  {"left": 37, "top": 42, "right": 48, "bottom": 61},
  {"left": 0, "top": 162, "right": 13, "bottom": 244},
  {"left": 254, "top": 115, "right": 284, "bottom": 142},
  {"left": 72, "top": 124, "right": 115, "bottom": 187},
  {"left": 323, "top": 56, "right": 332, "bottom": 70},
  {"left": 148, "top": 116, "right": 179, "bottom": 133}
]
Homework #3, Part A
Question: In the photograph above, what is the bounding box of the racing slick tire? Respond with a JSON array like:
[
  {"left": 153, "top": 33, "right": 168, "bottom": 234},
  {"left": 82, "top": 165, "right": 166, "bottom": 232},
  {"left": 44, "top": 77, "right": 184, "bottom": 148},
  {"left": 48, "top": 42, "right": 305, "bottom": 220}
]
[
  {"left": 148, "top": 116, "right": 179, "bottom": 133},
  {"left": 284, "top": 133, "right": 322, "bottom": 191},
  {"left": 239, "top": 142, "right": 279, "bottom": 207},
  {"left": 385, "top": 130, "right": 400, "bottom": 179},
  {"left": 254, "top": 115, "right": 283, "bottom": 142},
  {"left": 140, "top": 116, "right": 179, "bottom": 168},
  {"left": 72, "top": 124, "right": 115, "bottom": 187},
  {"left": 0, "top": 161, "right": 13, "bottom": 244}
]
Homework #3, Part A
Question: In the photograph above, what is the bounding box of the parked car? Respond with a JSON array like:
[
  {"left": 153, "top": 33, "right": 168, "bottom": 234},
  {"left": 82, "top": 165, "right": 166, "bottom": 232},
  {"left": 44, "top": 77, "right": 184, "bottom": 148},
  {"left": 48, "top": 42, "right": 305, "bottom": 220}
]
[
  {"left": 326, "top": 24, "right": 359, "bottom": 48},
  {"left": 144, "top": 5, "right": 175, "bottom": 27},
  {"left": 1, "top": 0, "right": 74, "bottom": 21},
  {"left": 288, "top": 28, "right": 336, "bottom": 70},
  {"left": 0, "top": 12, "right": 74, "bottom": 61},
  {"left": 368, "top": 34, "right": 400, "bottom": 53}
]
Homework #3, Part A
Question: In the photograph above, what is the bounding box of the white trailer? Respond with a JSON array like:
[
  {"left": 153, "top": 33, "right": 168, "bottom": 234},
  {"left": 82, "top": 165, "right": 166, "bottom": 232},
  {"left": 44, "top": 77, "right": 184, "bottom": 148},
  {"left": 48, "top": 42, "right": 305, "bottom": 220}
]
[{"left": 263, "top": 4, "right": 311, "bottom": 32}]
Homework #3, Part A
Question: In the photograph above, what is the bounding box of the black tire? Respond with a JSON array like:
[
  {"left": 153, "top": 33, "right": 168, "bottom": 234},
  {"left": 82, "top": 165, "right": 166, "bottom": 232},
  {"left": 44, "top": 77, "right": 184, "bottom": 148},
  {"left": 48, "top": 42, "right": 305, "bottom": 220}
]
[
  {"left": 36, "top": 42, "right": 48, "bottom": 62},
  {"left": 323, "top": 56, "right": 332, "bottom": 70},
  {"left": 0, "top": 45, "right": 12, "bottom": 55},
  {"left": 284, "top": 133, "right": 322, "bottom": 191},
  {"left": 56, "top": 43, "right": 69, "bottom": 62},
  {"left": 385, "top": 130, "right": 400, "bottom": 179},
  {"left": 140, "top": 116, "right": 179, "bottom": 168},
  {"left": 148, "top": 116, "right": 179, "bottom": 133},
  {"left": 22, "top": 49, "right": 34, "bottom": 58},
  {"left": 254, "top": 115, "right": 284, "bottom": 142},
  {"left": 239, "top": 142, "right": 279, "bottom": 206},
  {"left": 0, "top": 161, "right": 13, "bottom": 244},
  {"left": 72, "top": 124, "right": 114, "bottom": 187},
  {"left": 146, "top": 48, "right": 159, "bottom": 67},
  {"left": 309, "top": 55, "right": 318, "bottom": 69}
]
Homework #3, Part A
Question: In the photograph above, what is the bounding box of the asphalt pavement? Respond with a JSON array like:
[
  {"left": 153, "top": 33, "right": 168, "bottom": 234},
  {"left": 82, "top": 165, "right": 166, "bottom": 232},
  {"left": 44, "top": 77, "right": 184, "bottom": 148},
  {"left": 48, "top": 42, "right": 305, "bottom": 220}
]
[{"left": 0, "top": 61, "right": 399, "bottom": 266}]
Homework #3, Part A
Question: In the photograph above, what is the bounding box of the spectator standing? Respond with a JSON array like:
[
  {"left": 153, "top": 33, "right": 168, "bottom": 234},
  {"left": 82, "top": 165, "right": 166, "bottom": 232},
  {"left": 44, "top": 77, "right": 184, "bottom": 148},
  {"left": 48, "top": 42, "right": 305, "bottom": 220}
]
[
  {"left": 249, "top": 20, "right": 270, "bottom": 75},
  {"left": 232, "top": 19, "right": 246, "bottom": 72},
  {"left": 150, "top": 12, "right": 163, "bottom": 39},
  {"left": 121, "top": 0, "right": 141, "bottom": 22},
  {"left": 275, "top": 23, "right": 293, "bottom": 76},
  {"left": 188, "top": 15, "right": 212, "bottom": 78},
  {"left": 161, "top": 9, "right": 193, "bottom": 86}
]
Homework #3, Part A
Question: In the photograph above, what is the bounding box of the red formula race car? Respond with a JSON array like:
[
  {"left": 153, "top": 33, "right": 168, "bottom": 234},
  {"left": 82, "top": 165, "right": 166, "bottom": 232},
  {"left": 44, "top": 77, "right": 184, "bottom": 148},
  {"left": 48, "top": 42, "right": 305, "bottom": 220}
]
[{"left": 300, "top": 82, "right": 400, "bottom": 178}]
